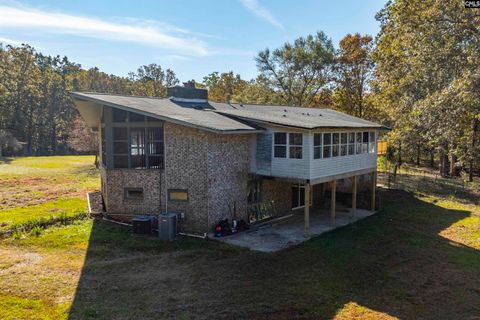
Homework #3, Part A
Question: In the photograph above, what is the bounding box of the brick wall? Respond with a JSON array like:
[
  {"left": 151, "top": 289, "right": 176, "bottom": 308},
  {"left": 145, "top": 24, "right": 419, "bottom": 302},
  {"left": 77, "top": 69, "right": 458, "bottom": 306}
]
[
  {"left": 101, "top": 166, "right": 162, "bottom": 215},
  {"left": 206, "top": 133, "right": 250, "bottom": 227}
]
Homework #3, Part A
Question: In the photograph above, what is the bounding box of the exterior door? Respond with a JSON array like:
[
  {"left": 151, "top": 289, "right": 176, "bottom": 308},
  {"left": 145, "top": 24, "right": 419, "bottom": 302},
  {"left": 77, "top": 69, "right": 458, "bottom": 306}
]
[{"left": 292, "top": 184, "right": 305, "bottom": 209}]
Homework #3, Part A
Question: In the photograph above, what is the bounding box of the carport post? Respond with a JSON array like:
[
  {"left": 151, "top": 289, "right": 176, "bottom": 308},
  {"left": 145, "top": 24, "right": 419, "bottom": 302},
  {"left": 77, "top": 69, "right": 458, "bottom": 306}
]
[
  {"left": 352, "top": 175, "right": 357, "bottom": 217},
  {"left": 304, "top": 183, "right": 310, "bottom": 237},
  {"left": 330, "top": 180, "right": 336, "bottom": 225},
  {"left": 371, "top": 171, "right": 377, "bottom": 211}
]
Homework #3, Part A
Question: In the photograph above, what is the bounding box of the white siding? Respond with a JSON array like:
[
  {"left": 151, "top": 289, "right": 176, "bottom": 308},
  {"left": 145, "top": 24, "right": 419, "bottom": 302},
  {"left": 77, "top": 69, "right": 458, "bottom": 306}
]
[{"left": 249, "top": 125, "right": 379, "bottom": 181}]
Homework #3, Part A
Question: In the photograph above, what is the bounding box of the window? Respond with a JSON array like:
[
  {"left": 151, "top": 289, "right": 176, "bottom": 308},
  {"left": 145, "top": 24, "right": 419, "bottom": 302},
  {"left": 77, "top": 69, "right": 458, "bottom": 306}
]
[
  {"left": 147, "top": 127, "right": 164, "bottom": 169},
  {"left": 362, "top": 132, "right": 369, "bottom": 154},
  {"left": 323, "top": 133, "right": 332, "bottom": 158},
  {"left": 129, "top": 112, "right": 145, "bottom": 122},
  {"left": 124, "top": 188, "right": 143, "bottom": 200},
  {"left": 113, "top": 127, "right": 128, "bottom": 168},
  {"left": 348, "top": 132, "right": 355, "bottom": 155},
  {"left": 289, "top": 133, "right": 303, "bottom": 159},
  {"left": 130, "top": 128, "right": 146, "bottom": 169},
  {"left": 332, "top": 133, "right": 340, "bottom": 157},
  {"left": 340, "top": 133, "right": 348, "bottom": 156},
  {"left": 369, "top": 131, "right": 376, "bottom": 153},
  {"left": 313, "top": 133, "right": 322, "bottom": 159},
  {"left": 274, "top": 132, "right": 287, "bottom": 158},
  {"left": 356, "top": 132, "right": 362, "bottom": 154},
  {"left": 168, "top": 189, "right": 188, "bottom": 201},
  {"left": 112, "top": 108, "right": 128, "bottom": 123},
  {"left": 247, "top": 178, "right": 262, "bottom": 204}
]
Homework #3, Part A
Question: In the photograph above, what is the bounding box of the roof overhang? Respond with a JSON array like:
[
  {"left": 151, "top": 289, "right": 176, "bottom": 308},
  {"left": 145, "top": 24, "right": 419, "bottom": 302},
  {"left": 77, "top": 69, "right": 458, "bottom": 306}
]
[{"left": 70, "top": 92, "right": 263, "bottom": 135}]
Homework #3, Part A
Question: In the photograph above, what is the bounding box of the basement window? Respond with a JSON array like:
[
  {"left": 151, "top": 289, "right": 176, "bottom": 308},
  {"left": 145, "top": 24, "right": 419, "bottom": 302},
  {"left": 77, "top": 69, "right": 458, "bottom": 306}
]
[
  {"left": 124, "top": 188, "right": 144, "bottom": 200},
  {"left": 168, "top": 189, "right": 189, "bottom": 202}
]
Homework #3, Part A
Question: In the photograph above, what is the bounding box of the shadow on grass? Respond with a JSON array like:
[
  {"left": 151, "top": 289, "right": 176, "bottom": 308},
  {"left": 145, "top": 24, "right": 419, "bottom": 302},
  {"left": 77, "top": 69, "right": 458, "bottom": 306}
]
[
  {"left": 69, "top": 190, "right": 480, "bottom": 319},
  {"left": 0, "top": 157, "right": 13, "bottom": 164}
]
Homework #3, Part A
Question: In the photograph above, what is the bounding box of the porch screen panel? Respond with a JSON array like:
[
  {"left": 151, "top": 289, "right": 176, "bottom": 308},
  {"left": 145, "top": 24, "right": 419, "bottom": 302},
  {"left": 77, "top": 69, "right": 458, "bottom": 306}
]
[
  {"left": 348, "top": 132, "right": 355, "bottom": 155},
  {"left": 313, "top": 133, "right": 322, "bottom": 159},
  {"left": 356, "top": 132, "right": 362, "bottom": 154},
  {"left": 130, "top": 128, "right": 146, "bottom": 169},
  {"left": 289, "top": 133, "right": 303, "bottom": 159},
  {"left": 340, "top": 133, "right": 348, "bottom": 156},
  {"left": 147, "top": 127, "right": 164, "bottom": 169},
  {"left": 323, "top": 133, "right": 332, "bottom": 158},
  {"left": 332, "top": 133, "right": 340, "bottom": 157}
]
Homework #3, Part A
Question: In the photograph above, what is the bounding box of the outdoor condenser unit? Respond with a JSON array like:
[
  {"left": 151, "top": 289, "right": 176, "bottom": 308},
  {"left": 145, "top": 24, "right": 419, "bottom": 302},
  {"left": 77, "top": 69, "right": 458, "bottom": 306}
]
[{"left": 158, "top": 212, "right": 177, "bottom": 241}]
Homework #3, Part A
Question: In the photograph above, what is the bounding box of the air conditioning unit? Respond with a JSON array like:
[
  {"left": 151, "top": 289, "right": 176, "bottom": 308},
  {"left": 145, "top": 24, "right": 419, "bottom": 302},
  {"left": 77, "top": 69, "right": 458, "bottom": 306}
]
[{"left": 158, "top": 212, "right": 177, "bottom": 241}]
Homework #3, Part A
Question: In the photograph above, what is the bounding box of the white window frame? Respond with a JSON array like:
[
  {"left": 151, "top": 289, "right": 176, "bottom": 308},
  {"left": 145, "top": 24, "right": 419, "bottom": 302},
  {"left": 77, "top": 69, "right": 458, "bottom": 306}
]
[{"left": 273, "top": 132, "right": 303, "bottom": 160}]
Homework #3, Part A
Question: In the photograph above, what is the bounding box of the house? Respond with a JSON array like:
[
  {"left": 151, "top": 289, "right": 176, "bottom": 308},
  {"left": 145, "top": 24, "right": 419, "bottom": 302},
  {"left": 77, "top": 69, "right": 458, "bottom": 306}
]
[{"left": 71, "top": 85, "right": 386, "bottom": 236}]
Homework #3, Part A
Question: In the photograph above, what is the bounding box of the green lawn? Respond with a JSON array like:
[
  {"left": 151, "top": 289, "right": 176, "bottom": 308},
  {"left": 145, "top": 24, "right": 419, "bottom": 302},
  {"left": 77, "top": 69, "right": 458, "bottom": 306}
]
[
  {"left": 0, "top": 156, "right": 98, "bottom": 232},
  {"left": 0, "top": 156, "right": 479, "bottom": 319}
]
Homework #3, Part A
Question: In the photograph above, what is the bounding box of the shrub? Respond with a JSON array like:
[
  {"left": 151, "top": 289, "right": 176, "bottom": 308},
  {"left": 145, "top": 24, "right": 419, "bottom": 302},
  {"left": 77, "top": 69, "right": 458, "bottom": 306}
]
[{"left": 31, "top": 226, "right": 43, "bottom": 237}]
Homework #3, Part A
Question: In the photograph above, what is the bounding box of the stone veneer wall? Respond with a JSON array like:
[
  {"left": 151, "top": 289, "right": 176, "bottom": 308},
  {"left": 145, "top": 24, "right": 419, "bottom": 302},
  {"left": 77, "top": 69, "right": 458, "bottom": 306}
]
[
  {"left": 100, "top": 166, "right": 162, "bottom": 215},
  {"left": 262, "top": 179, "right": 292, "bottom": 216},
  {"left": 162, "top": 123, "right": 210, "bottom": 233},
  {"left": 206, "top": 133, "right": 250, "bottom": 227}
]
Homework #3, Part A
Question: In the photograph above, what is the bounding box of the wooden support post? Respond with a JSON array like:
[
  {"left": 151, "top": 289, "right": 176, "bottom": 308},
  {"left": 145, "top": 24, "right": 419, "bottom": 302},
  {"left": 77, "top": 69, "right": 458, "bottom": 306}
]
[
  {"left": 371, "top": 171, "right": 377, "bottom": 211},
  {"left": 331, "top": 180, "right": 336, "bottom": 225},
  {"left": 352, "top": 175, "right": 357, "bottom": 217},
  {"left": 304, "top": 183, "right": 310, "bottom": 237}
]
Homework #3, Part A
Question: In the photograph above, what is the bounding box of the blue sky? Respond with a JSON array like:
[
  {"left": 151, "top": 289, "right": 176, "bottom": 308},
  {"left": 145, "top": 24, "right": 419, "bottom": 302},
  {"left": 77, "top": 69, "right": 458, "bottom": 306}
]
[{"left": 0, "top": 0, "right": 387, "bottom": 82}]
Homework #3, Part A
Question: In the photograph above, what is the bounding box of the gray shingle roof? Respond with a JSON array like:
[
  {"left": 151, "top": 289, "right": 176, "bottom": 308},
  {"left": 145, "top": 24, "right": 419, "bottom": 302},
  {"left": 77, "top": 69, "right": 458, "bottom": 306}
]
[
  {"left": 210, "top": 103, "right": 386, "bottom": 129},
  {"left": 71, "top": 92, "right": 259, "bottom": 133},
  {"left": 71, "top": 92, "right": 386, "bottom": 133}
]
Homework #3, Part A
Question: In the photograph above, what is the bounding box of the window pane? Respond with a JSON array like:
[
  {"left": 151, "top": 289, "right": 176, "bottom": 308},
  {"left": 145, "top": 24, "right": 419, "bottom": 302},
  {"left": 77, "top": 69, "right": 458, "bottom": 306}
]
[
  {"left": 349, "top": 132, "right": 355, "bottom": 143},
  {"left": 332, "top": 145, "right": 339, "bottom": 157},
  {"left": 314, "top": 146, "right": 322, "bottom": 159},
  {"left": 113, "top": 127, "right": 127, "bottom": 140},
  {"left": 148, "top": 155, "right": 163, "bottom": 169},
  {"left": 149, "top": 142, "right": 164, "bottom": 155},
  {"left": 348, "top": 144, "right": 355, "bottom": 155},
  {"left": 131, "top": 155, "right": 146, "bottom": 169},
  {"left": 125, "top": 188, "right": 143, "bottom": 200},
  {"left": 369, "top": 132, "right": 375, "bottom": 143},
  {"left": 112, "top": 108, "right": 127, "bottom": 122},
  {"left": 129, "top": 112, "right": 145, "bottom": 122},
  {"left": 168, "top": 189, "right": 188, "bottom": 201},
  {"left": 147, "top": 127, "right": 163, "bottom": 141},
  {"left": 333, "top": 133, "right": 339, "bottom": 144},
  {"left": 114, "top": 142, "right": 128, "bottom": 154},
  {"left": 289, "top": 146, "right": 303, "bottom": 159},
  {"left": 274, "top": 132, "right": 287, "bottom": 145},
  {"left": 314, "top": 133, "right": 322, "bottom": 146},
  {"left": 341, "top": 145, "right": 347, "bottom": 156},
  {"left": 114, "top": 155, "right": 128, "bottom": 168},
  {"left": 274, "top": 146, "right": 286, "bottom": 158},
  {"left": 356, "top": 142, "right": 362, "bottom": 154},
  {"left": 363, "top": 132, "right": 369, "bottom": 143},
  {"left": 289, "top": 133, "right": 303, "bottom": 146},
  {"left": 323, "top": 133, "right": 331, "bottom": 145},
  {"left": 341, "top": 133, "right": 347, "bottom": 144},
  {"left": 356, "top": 132, "right": 362, "bottom": 143},
  {"left": 323, "top": 146, "right": 331, "bottom": 158}
]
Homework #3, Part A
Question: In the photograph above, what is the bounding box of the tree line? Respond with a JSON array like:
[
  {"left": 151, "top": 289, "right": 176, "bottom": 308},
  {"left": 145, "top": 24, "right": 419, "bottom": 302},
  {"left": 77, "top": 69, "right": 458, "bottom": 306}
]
[{"left": 0, "top": 0, "right": 478, "bottom": 180}]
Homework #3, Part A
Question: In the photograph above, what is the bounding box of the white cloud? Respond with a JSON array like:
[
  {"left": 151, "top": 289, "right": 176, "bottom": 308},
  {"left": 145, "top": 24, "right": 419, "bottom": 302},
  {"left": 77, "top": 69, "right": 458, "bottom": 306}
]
[
  {"left": 0, "top": 36, "right": 22, "bottom": 46},
  {"left": 0, "top": 5, "right": 209, "bottom": 56},
  {"left": 239, "top": 0, "right": 283, "bottom": 29}
]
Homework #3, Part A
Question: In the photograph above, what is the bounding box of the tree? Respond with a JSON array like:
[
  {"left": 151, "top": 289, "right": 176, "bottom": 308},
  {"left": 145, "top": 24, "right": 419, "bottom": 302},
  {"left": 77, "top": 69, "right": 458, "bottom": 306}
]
[
  {"left": 255, "top": 31, "right": 335, "bottom": 107},
  {"left": 0, "top": 130, "right": 22, "bottom": 156},
  {"left": 333, "top": 34, "right": 374, "bottom": 118},
  {"left": 130, "top": 63, "right": 178, "bottom": 97},
  {"left": 68, "top": 116, "right": 99, "bottom": 165},
  {"left": 372, "top": 0, "right": 480, "bottom": 178},
  {"left": 202, "top": 71, "right": 247, "bottom": 102}
]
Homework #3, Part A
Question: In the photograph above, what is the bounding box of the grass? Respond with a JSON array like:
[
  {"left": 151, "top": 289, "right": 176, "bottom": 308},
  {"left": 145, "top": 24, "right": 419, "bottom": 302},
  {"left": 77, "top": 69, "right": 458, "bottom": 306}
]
[
  {"left": 0, "top": 156, "right": 479, "bottom": 319},
  {"left": 0, "top": 156, "right": 98, "bottom": 232}
]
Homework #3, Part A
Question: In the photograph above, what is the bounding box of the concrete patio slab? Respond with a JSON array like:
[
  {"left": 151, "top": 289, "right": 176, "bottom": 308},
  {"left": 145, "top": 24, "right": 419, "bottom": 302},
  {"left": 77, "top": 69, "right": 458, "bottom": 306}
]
[{"left": 212, "top": 208, "right": 377, "bottom": 252}]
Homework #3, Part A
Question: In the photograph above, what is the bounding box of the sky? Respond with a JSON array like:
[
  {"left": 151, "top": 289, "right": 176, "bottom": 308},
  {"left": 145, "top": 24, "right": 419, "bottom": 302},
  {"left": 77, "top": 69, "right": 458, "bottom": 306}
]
[{"left": 0, "top": 0, "right": 387, "bottom": 82}]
